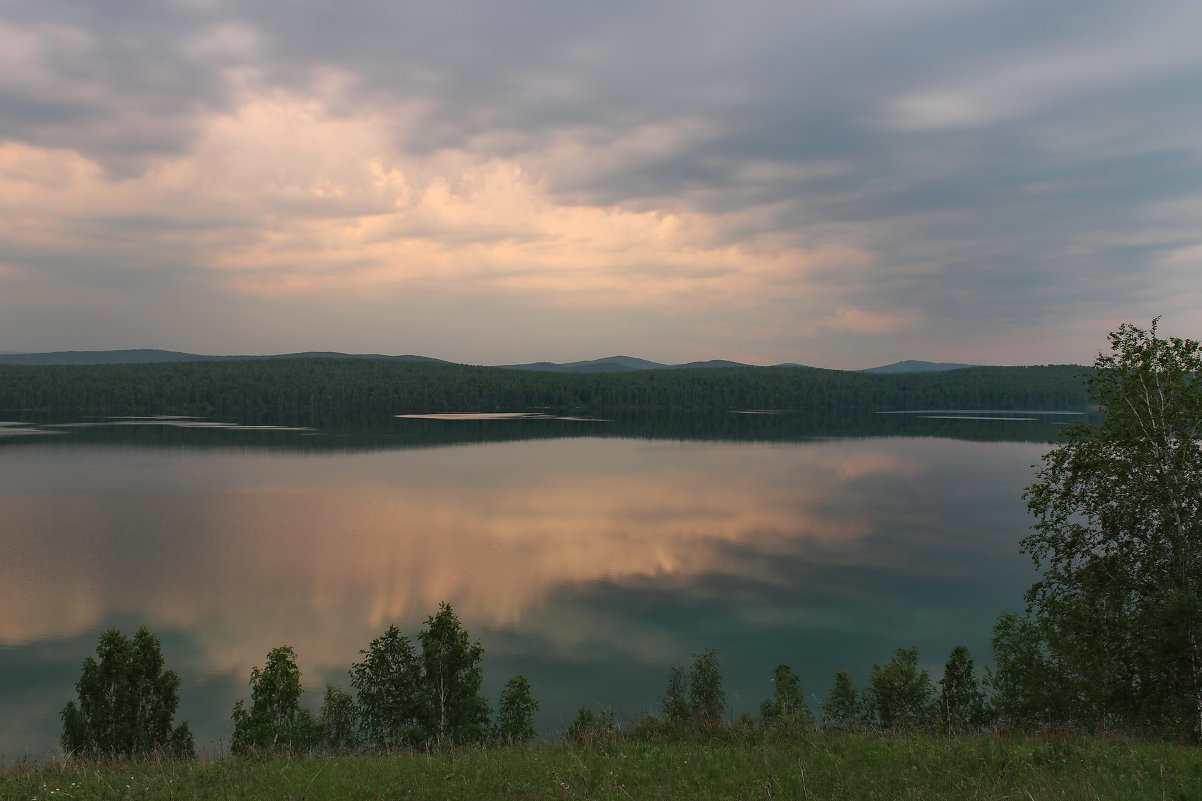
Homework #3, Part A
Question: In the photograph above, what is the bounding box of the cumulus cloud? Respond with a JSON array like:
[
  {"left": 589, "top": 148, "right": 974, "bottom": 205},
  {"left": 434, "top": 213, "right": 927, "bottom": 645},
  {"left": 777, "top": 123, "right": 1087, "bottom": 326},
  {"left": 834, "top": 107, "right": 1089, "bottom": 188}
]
[
  {"left": 0, "top": 0, "right": 1200, "bottom": 363},
  {"left": 0, "top": 80, "right": 879, "bottom": 361}
]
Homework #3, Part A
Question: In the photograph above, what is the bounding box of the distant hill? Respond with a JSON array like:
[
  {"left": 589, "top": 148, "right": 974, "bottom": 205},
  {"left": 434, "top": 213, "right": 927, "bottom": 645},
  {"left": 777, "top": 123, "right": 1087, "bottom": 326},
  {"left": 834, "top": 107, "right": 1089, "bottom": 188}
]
[
  {"left": 497, "top": 356, "right": 803, "bottom": 372},
  {"left": 4, "top": 350, "right": 770, "bottom": 371},
  {"left": 497, "top": 355, "right": 667, "bottom": 372},
  {"left": 0, "top": 349, "right": 210, "bottom": 365},
  {"left": 2, "top": 350, "right": 979, "bottom": 374},
  {"left": 860, "top": 360, "right": 977, "bottom": 374},
  {"left": 671, "top": 359, "right": 751, "bottom": 370},
  {"left": 0, "top": 349, "right": 451, "bottom": 366}
]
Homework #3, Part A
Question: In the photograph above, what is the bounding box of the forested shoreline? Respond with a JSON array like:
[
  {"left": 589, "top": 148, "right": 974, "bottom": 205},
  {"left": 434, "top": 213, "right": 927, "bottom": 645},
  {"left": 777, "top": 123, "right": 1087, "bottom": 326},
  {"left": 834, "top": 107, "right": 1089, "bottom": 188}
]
[
  {"left": 0, "top": 359, "right": 1091, "bottom": 415},
  {"left": 0, "top": 406, "right": 1086, "bottom": 455}
]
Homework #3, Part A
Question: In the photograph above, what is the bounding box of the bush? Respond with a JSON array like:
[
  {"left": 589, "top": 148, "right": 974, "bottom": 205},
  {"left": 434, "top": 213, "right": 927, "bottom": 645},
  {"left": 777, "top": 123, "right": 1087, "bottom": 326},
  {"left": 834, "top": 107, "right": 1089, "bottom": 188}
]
[{"left": 564, "top": 708, "right": 618, "bottom": 747}]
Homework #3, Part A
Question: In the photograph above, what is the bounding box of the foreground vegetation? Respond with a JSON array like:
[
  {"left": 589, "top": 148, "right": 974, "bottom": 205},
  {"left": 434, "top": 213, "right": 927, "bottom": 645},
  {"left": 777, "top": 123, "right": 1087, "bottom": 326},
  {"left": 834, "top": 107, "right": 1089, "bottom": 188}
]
[
  {"left": 1006, "top": 321, "right": 1202, "bottom": 739},
  {"left": 4, "top": 732, "right": 1199, "bottom": 801}
]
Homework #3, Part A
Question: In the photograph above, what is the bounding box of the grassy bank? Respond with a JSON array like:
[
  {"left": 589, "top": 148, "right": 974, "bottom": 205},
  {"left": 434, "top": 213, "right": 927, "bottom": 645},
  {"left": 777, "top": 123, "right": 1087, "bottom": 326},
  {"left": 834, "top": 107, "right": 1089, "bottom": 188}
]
[{"left": 3, "top": 733, "right": 1198, "bottom": 800}]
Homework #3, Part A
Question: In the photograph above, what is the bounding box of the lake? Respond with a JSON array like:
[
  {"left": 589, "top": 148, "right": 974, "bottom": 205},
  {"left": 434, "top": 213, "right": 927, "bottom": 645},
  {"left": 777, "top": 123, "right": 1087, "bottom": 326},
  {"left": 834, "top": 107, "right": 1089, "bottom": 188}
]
[{"left": 0, "top": 410, "right": 1070, "bottom": 759}]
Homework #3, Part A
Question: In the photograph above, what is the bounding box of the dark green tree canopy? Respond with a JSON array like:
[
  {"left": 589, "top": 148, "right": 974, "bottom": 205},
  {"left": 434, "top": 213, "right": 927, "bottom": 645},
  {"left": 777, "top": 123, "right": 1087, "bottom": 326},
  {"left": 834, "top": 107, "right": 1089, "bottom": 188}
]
[
  {"left": 660, "top": 664, "right": 690, "bottom": 726},
  {"left": 493, "top": 675, "right": 538, "bottom": 745},
  {"left": 865, "top": 647, "right": 934, "bottom": 731},
  {"left": 60, "top": 627, "right": 193, "bottom": 759},
  {"left": 988, "top": 612, "right": 1066, "bottom": 729},
  {"left": 318, "top": 684, "right": 358, "bottom": 752},
  {"left": 230, "top": 645, "right": 314, "bottom": 755},
  {"left": 760, "top": 664, "right": 814, "bottom": 730},
  {"left": 0, "top": 357, "right": 1089, "bottom": 417},
  {"left": 347, "top": 606, "right": 493, "bottom": 751},
  {"left": 350, "top": 625, "right": 424, "bottom": 750},
  {"left": 936, "top": 645, "right": 988, "bottom": 734},
  {"left": 418, "top": 603, "right": 490, "bottom": 746},
  {"left": 687, "top": 649, "right": 726, "bottom": 727},
  {"left": 656, "top": 650, "right": 726, "bottom": 731},
  {"left": 820, "top": 670, "right": 862, "bottom": 730},
  {"left": 1022, "top": 320, "right": 1202, "bottom": 738}
]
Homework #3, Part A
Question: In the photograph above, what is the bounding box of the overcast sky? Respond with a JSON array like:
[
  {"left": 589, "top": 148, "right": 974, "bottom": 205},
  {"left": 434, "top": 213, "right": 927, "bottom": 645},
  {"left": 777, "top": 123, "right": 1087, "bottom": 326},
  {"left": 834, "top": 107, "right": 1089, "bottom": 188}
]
[{"left": 1, "top": 0, "right": 1199, "bottom": 367}]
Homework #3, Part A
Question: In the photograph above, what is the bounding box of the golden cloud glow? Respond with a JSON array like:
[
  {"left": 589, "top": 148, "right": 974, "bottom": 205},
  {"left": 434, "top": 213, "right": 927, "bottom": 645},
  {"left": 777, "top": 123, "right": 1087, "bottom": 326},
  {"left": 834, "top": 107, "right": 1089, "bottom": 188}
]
[
  {"left": 830, "top": 306, "right": 924, "bottom": 335},
  {"left": 0, "top": 87, "right": 873, "bottom": 324}
]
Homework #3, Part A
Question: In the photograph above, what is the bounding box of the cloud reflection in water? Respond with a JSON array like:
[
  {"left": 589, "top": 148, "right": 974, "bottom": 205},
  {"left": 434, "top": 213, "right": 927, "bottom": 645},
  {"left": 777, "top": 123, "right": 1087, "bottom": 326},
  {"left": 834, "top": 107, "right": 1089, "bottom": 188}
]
[{"left": 0, "top": 434, "right": 1040, "bottom": 757}]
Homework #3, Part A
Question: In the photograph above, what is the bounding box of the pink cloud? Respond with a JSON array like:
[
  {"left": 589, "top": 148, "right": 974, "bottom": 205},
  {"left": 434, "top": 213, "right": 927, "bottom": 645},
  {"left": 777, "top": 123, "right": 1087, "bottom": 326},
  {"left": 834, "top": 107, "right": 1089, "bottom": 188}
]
[
  {"left": 1, "top": 89, "right": 875, "bottom": 322},
  {"left": 831, "top": 306, "right": 924, "bottom": 335}
]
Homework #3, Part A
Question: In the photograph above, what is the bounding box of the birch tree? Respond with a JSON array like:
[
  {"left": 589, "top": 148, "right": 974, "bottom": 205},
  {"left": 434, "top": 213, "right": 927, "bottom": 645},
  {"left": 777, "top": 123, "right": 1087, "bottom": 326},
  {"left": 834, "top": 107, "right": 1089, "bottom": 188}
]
[
  {"left": 60, "top": 627, "right": 193, "bottom": 758},
  {"left": 417, "top": 603, "right": 489, "bottom": 745},
  {"left": 1023, "top": 319, "right": 1202, "bottom": 738}
]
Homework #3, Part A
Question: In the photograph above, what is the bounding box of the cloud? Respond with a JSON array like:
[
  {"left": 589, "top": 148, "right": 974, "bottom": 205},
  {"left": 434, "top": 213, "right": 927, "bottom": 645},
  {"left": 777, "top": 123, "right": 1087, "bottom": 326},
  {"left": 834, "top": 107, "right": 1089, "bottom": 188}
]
[
  {"left": 830, "top": 307, "right": 925, "bottom": 336},
  {"left": 1, "top": 0, "right": 1201, "bottom": 363},
  {"left": 884, "top": 3, "right": 1202, "bottom": 132},
  {"left": 1, "top": 83, "right": 881, "bottom": 357}
]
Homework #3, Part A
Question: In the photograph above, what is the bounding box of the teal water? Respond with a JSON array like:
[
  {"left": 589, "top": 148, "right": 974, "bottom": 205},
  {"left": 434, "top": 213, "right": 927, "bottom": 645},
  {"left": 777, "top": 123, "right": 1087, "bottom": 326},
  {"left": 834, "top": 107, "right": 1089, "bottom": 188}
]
[{"left": 0, "top": 412, "right": 1061, "bottom": 759}]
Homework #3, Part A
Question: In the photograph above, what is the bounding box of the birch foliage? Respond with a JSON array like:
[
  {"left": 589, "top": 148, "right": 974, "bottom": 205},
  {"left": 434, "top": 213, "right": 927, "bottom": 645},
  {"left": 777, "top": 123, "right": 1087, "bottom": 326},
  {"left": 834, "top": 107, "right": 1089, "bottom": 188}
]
[{"left": 1023, "top": 320, "right": 1202, "bottom": 737}]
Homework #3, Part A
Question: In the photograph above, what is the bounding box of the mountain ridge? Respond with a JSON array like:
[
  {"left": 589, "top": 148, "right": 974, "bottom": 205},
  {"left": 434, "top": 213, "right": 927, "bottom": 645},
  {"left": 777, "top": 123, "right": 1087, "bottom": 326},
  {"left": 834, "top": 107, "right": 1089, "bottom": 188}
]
[
  {"left": 0, "top": 349, "right": 450, "bottom": 366},
  {"left": 860, "top": 359, "right": 977, "bottom": 374},
  {"left": 0, "top": 349, "right": 992, "bottom": 373}
]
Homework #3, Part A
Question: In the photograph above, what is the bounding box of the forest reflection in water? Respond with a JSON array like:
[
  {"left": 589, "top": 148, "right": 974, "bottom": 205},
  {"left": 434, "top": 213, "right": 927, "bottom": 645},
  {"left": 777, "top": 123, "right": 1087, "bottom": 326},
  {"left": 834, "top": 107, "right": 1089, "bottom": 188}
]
[{"left": 0, "top": 412, "right": 1057, "bottom": 759}]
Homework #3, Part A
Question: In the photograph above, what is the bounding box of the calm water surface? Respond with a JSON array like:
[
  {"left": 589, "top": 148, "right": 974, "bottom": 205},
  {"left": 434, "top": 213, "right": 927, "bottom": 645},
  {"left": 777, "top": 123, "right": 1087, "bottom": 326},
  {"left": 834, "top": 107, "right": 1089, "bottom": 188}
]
[{"left": 0, "top": 414, "right": 1058, "bottom": 759}]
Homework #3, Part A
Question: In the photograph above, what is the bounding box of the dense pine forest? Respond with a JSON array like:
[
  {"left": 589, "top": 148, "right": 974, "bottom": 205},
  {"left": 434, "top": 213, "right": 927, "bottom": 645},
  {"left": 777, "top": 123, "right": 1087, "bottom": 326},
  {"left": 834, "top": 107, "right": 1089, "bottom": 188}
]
[{"left": 0, "top": 359, "right": 1091, "bottom": 416}]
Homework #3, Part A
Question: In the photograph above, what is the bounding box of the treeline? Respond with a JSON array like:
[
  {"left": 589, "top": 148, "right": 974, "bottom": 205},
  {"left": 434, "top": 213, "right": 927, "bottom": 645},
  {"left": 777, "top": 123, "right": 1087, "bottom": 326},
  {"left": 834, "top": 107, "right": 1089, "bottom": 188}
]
[
  {"left": 0, "top": 359, "right": 1091, "bottom": 415},
  {"left": 59, "top": 606, "right": 1095, "bottom": 764},
  {"left": 60, "top": 605, "right": 532, "bottom": 760}
]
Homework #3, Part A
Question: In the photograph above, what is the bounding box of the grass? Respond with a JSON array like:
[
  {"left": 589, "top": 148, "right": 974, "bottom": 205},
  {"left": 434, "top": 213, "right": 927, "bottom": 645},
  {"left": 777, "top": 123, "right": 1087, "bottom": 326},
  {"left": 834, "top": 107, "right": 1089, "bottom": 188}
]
[{"left": 2, "top": 732, "right": 1199, "bottom": 800}]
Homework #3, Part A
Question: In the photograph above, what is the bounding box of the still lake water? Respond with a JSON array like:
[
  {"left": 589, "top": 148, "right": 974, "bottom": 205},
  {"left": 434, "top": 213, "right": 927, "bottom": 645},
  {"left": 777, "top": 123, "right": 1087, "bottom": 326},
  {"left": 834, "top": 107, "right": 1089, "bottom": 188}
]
[{"left": 0, "top": 412, "right": 1069, "bottom": 758}]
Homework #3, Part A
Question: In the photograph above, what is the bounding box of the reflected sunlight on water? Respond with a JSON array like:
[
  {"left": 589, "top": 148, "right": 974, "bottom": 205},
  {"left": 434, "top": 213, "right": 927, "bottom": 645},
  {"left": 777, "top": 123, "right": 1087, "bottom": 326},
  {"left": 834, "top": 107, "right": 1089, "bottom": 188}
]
[{"left": 0, "top": 431, "right": 1044, "bottom": 758}]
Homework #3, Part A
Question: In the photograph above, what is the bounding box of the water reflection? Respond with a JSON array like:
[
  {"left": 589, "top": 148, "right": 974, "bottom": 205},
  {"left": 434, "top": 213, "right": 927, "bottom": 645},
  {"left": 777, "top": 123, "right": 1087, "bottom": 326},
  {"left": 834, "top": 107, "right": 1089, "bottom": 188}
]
[{"left": 0, "top": 432, "right": 1042, "bottom": 758}]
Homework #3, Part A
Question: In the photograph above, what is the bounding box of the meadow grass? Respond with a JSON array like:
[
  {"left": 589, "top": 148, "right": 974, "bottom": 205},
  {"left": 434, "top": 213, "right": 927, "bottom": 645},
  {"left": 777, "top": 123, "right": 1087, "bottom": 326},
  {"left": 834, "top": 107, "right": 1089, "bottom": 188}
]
[{"left": 2, "top": 731, "right": 1199, "bottom": 800}]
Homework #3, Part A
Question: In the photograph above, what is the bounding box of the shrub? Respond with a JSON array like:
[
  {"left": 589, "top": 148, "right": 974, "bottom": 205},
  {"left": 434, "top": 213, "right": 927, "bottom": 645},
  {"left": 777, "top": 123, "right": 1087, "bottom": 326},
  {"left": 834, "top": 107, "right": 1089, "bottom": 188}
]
[{"left": 564, "top": 707, "right": 618, "bottom": 747}]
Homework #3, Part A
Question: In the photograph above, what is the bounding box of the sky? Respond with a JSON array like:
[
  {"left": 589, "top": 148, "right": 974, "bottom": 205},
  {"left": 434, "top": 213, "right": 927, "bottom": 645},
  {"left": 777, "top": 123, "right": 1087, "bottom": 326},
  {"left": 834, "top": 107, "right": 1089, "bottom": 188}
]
[{"left": 1, "top": 0, "right": 1200, "bottom": 368}]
